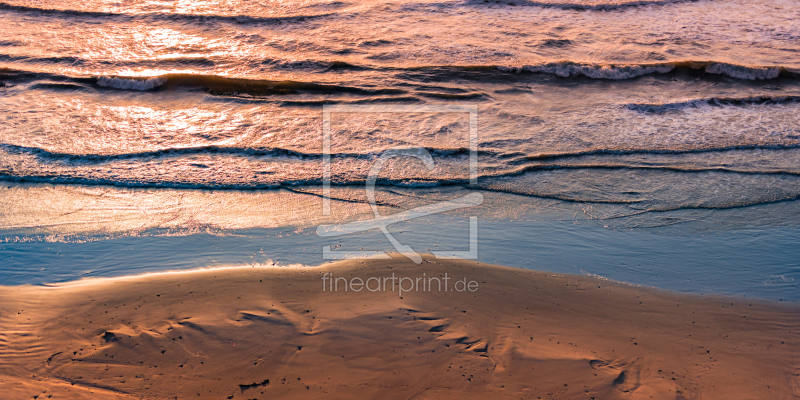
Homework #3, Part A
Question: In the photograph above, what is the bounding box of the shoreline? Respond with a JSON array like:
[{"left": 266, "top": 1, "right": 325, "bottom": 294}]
[
  {"left": 2, "top": 182, "right": 799, "bottom": 302},
  {"left": 1, "top": 255, "right": 798, "bottom": 399},
  {"left": 3, "top": 257, "right": 791, "bottom": 305},
  {"left": 3, "top": 219, "right": 799, "bottom": 302}
]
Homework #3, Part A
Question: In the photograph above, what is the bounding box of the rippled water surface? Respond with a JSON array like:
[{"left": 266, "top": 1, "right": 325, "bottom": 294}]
[{"left": 1, "top": 0, "right": 799, "bottom": 298}]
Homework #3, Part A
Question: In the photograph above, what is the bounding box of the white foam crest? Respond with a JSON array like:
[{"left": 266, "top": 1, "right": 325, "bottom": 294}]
[
  {"left": 626, "top": 95, "right": 800, "bottom": 112},
  {"left": 499, "top": 62, "right": 787, "bottom": 80},
  {"left": 705, "top": 63, "right": 781, "bottom": 80},
  {"left": 511, "top": 62, "right": 675, "bottom": 79},
  {"left": 480, "top": 0, "right": 693, "bottom": 10},
  {"left": 97, "top": 76, "right": 167, "bottom": 90}
]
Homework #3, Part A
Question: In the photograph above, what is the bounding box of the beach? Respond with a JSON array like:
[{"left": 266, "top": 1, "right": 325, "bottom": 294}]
[
  {"left": 3, "top": 0, "right": 800, "bottom": 397},
  {"left": 1, "top": 255, "right": 798, "bottom": 399}
]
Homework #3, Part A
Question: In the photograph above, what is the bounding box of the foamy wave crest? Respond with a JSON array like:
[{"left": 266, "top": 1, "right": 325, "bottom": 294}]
[
  {"left": 626, "top": 95, "right": 800, "bottom": 112},
  {"left": 705, "top": 63, "right": 781, "bottom": 80},
  {"left": 500, "top": 62, "right": 674, "bottom": 79},
  {"left": 498, "top": 61, "right": 789, "bottom": 80},
  {"left": 0, "top": 2, "right": 332, "bottom": 24},
  {"left": 470, "top": 0, "right": 693, "bottom": 10},
  {"left": 97, "top": 76, "right": 166, "bottom": 90}
]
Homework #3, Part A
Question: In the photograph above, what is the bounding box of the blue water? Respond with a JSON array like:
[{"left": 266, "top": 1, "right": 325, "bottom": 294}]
[{"left": 2, "top": 215, "right": 797, "bottom": 301}]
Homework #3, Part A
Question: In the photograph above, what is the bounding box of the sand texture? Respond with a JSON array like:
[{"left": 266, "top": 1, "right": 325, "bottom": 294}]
[{"left": 1, "top": 256, "right": 798, "bottom": 399}]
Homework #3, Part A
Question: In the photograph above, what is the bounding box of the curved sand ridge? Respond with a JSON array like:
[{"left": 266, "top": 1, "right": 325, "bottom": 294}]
[{"left": 0, "top": 256, "right": 798, "bottom": 399}]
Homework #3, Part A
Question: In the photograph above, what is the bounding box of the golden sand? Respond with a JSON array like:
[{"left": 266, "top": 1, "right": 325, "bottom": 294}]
[{"left": 1, "top": 256, "right": 798, "bottom": 399}]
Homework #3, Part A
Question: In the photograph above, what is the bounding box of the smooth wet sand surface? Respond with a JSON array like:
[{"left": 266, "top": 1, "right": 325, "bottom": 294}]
[{"left": 1, "top": 256, "right": 798, "bottom": 399}]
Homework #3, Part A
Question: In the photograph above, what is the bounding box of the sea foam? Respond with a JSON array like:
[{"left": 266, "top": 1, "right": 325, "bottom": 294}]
[{"left": 97, "top": 76, "right": 167, "bottom": 90}]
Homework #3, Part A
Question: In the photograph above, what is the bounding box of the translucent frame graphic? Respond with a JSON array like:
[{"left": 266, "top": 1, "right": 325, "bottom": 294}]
[{"left": 316, "top": 105, "right": 481, "bottom": 264}]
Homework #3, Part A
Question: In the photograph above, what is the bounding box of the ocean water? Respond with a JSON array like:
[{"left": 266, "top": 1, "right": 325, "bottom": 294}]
[{"left": 1, "top": 0, "right": 799, "bottom": 300}]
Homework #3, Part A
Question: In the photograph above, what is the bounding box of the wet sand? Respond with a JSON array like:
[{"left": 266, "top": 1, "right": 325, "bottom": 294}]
[{"left": 1, "top": 255, "right": 798, "bottom": 399}]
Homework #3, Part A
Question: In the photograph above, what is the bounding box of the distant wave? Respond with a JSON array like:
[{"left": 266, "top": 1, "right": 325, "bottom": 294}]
[
  {"left": 493, "top": 163, "right": 800, "bottom": 179},
  {"left": 0, "top": 54, "right": 88, "bottom": 66},
  {"left": 500, "top": 61, "right": 790, "bottom": 80},
  {"left": 7, "top": 143, "right": 800, "bottom": 166},
  {"left": 0, "top": 0, "right": 699, "bottom": 22},
  {"left": 3, "top": 168, "right": 800, "bottom": 211},
  {"left": 90, "top": 73, "right": 405, "bottom": 96},
  {"left": 626, "top": 96, "right": 800, "bottom": 112},
  {"left": 0, "top": 171, "right": 460, "bottom": 191},
  {"left": 162, "top": 73, "right": 405, "bottom": 95},
  {"left": 465, "top": 0, "right": 699, "bottom": 11},
  {"left": 503, "top": 63, "right": 674, "bottom": 80},
  {"left": 3, "top": 63, "right": 798, "bottom": 100},
  {"left": 4, "top": 142, "right": 800, "bottom": 197},
  {"left": 88, "top": 62, "right": 790, "bottom": 88},
  {"left": 0, "top": 2, "right": 332, "bottom": 24},
  {"left": 3, "top": 163, "right": 800, "bottom": 188},
  {"left": 0, "top": 53, "right": 219, "bottom": 68},
  {"left": 705, "top": 63, "right": 782, "bottom": 80},
  {"left": 0, "top": 144, "right": 485, "bottom": 163},
  {"left": 0, "top": 54, "right": 364, "bottom": 75},
  {"left": 519, "top": 145, "right": 800, "bottom": 162},
  {"left": 5, "top": 143, "right": 800, "bottom": 165},
  {"left": 3, "top": 140, "right": 800, "bottom": 210},
  {"left": 97, "top": 76, "right": 166, "bottom": 90}
]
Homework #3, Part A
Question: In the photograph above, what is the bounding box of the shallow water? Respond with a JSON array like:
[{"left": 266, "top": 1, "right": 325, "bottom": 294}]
[
  {"left": 2, "top": 211, "right": 798, "bottom": 301},
  {"left": 1, "top": 0, "right": 799, "bottom": 299},
  {"left": 0, "top": 183, "right": 797, "bottom": 301}
]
